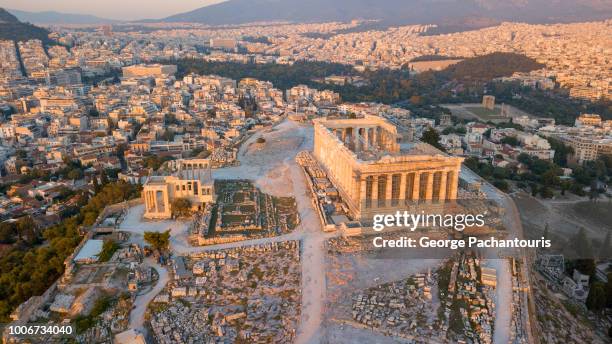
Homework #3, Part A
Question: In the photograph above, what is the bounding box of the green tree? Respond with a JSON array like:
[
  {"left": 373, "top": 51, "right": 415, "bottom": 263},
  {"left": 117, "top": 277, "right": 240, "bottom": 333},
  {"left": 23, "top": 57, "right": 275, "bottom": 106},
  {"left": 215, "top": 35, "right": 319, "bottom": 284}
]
[
  {"left": 560, "top": 180, "right": 571, "bottom": 195},
  {"left": 143, "top": 155, "right": 174, "bottom": 171},
  {"left": 464, "top": 157, "right": 480, "bottom": 172},
  {"left": 500, "top": 136, "right": 519, "bottom": 146},
  {"left": 67, "top": 168, "right": 83, "bottom": 181},
  {"left": 100, "top": 170, "right": 109, "bottom": 185},
  {"left": 116, "top": 143, "right": 127, "bottom": 165},
  {"left": 92, "top": 176, "right": 100, "bottom": 192},
  {"left": 97, "top": 239, "right": 119, "bottom": 262},
  {"left": 0, "top": 222, "right": 16, "bottom": 244},
  {"left": 574, "top": 227, "right": 593, "bottom": 259},
  {"left": 589, "top": 181, "right": 600, "bottom": 201},
  {"left": 16, "top": 216, "right": 39, "bottom": 245},
  {"left": 572, "top": 166, "right": 593, "bottom": 186},
  {"left": 492, "top": 167, "right": 510, "bottom": 180},
  {"left": 572, "top": 259, "right": 596, "bottom": 278},
  {"left": 570, "top": 182, "right": 586, "bottom": 196},
  {"left": 421, "top": 127, "right": 444, "bottom": 151},
  {"left": 541, "top": 169, "right": 560, "bottom": 187},
  {"left": 517, "top": 153, "right": 532, "bottom": 165},
  {"left": 586, "top": 282, "right": 607, "bottom": 312},
  {"left": 161, "top": 130, "right": 175, "bottom": 141},
  {"left": 606, "top": 273, "right": 612, "bottom": 309},
  {"left": 546, "top": 137, "right": 574, "bottom": 167},
  {"left": 144, "top": 230, "right": 171, "bottom": 253},
  {"left": 539, "top": 186, "right": 554, "bottom": 199},
  {"left": 493, "top": 179, "right": 509, "bottom": 192}
]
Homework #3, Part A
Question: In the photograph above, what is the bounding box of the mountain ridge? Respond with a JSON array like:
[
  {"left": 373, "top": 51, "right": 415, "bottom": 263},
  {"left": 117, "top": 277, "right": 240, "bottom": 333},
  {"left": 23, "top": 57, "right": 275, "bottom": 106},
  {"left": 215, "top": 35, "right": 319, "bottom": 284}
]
[
  {"left": 0, "top": 7, "right": 19, "bottom": 23},
  {"left": 0, "top": 8, "right": 53, "bottom": 44},
  {"left": 8, "top": 8, "right": 118, "bottom": 25},
  {"left": 162, "top": 0, "right": 612, "bottom": 25}
]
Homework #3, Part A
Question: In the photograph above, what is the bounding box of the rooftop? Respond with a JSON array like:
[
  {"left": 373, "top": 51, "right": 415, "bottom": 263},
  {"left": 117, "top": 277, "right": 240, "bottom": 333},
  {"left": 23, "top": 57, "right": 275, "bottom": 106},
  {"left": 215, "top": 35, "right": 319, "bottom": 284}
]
[
  {"left": 354, "top": 141, "right": 451, "bottom": 162},
  {"left": 73, "top": 239, "right": 104, "bottom": 263},
  {"left": 146, "top": 168, "right": 214, "bottom": 185}
]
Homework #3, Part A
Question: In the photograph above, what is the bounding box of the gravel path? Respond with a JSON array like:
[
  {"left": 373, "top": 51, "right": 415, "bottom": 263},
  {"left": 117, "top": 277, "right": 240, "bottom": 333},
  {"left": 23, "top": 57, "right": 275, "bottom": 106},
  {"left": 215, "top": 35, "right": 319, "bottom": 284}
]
[
  {"left": 128, "top": 259, "right": 169, "bottom": 331},
  {"left": 461, "top": 166, "right": 530, "bottom": 344}
]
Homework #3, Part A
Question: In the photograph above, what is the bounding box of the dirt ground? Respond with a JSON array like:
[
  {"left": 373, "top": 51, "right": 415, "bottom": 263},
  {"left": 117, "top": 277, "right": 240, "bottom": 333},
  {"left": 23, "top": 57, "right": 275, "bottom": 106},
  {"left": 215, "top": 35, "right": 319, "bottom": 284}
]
[
  {"left": 441, "top": 103, "right": 534, "bottom": 123},
  {"left": 559, "top": 200, "right": 612, "bottom": 232},
  {"left": 512, "top": 191, "right": 611, "bottom": 245}
]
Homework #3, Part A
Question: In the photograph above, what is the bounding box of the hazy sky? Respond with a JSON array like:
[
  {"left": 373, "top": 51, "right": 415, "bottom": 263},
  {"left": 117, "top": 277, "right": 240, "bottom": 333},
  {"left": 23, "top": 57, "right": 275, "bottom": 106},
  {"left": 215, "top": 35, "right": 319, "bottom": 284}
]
[{"left": 0, "top": 0, "right": 225, "bottom": 20}]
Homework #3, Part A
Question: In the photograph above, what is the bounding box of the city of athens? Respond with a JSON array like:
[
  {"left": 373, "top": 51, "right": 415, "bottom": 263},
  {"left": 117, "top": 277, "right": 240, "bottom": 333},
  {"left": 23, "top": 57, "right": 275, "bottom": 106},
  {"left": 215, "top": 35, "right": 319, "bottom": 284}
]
[{"left": 0, "top": 1, "right": 610, "bottom": 343}]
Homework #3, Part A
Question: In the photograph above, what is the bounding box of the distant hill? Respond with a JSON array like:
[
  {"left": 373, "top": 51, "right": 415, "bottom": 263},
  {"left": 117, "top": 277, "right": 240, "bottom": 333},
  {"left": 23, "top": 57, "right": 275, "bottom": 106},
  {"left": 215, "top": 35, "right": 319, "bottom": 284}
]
[
  {"left": 0, "top": 7, "right": 20, "bottom": 23},
  {"left": 439, "top": 52, "right": 545, "bottom": 82},
  {"left": 420, "top": 16, "right": 502, "bottom": 36},
  {"left": 8, "top": 9, "right": 118, "bottom": 25},
  {"left": 162, "top": 0, "right": 612, "bottom": 25},
  {"left": 0, "top": 8, "right": 52, "bottom": 44}
]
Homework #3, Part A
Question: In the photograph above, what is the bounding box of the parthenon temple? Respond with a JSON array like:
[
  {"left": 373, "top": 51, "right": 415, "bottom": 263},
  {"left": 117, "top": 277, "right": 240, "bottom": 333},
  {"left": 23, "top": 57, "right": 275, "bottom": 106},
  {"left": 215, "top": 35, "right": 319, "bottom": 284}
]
[{"left": 313, "top": 115, "right": 464, "bottom": 220}]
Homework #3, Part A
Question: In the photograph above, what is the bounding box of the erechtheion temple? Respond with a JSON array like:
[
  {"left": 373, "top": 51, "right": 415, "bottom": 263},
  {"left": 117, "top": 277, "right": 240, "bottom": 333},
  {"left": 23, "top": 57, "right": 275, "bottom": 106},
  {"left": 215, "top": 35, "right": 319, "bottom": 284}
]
[
  {"left": 313, "top": 115, "right": 463, "bottom": 220},
  {"left": 142, "top": 166, "right": 215, "bottom": 219}
]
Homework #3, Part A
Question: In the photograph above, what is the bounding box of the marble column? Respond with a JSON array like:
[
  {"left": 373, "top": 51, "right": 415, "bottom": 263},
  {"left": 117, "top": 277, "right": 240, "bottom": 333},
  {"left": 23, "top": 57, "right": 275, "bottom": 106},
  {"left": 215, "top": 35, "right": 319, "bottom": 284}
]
[
  {"left": 371, "top": 175, "right": 378, "bottom": 203},
  {"left": 385, "top": 174, "right": 393, "bottom": 204},
  {"left": 425, "top": 173, "right": 434, "bottom": 200},
  {"left": 359, "top": 176, "right": 367, "bottom": 204},
  {"left": 366, "top": 176, "right": 374, "bottom": 208},
  {"left": 439, "top": 170, "right": 448, "bottom": 201},
  {"left": 431, "top": 171, "right": 441, "bottom": 201},
  {"left": 398, "top": 174, "right": 406, "bottom": 201},
  {"left": 145, "top": 191, "right": 149, "bottom": 211},
  {"left": 412, "top": 172, "right": 420, "bottom": 200},
  {"left": 150, "top": 191, "right": 155, "bottom": 212},
  {"left": 165, "top": 189, "right": 170, "bottom": 213},
  {"left": 372, "top": 128, "right": 377, "bottom": 149},
  {"left": 405, "top": 173, "right": 414, "bottom": 201},
  {"left": 449, "top": 170, "right": 459, "bottom": 200}
]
